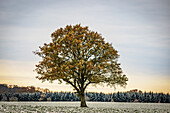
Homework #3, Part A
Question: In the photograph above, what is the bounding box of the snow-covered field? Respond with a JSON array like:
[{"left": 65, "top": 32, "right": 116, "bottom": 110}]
[{"left": 0, "top": 102, "right": 170, "bottom": 113}]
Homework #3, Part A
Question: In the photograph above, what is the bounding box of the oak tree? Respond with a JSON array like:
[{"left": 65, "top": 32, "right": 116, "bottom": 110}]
[{"left": 34, "top": 24, "right": 128, "bottom": 107}]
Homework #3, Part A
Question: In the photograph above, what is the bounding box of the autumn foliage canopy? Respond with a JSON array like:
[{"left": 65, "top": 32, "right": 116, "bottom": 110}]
[{"left": 34, "top": 24, "right": 128, "bottom": 107}]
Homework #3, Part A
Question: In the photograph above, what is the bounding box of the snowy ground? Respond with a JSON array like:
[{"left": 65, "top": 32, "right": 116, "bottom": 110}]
[{"left": 0, "top": 102, "right": 170, "bottom": 113}]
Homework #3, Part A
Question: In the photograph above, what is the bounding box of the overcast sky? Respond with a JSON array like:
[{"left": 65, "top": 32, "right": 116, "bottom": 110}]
[{"left": 0, "top": 0, "right": 170, "bottom": 93}]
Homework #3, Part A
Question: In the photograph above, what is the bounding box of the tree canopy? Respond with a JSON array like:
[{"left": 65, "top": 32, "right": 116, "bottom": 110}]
[{"left": 34, "top": 24, "right": 128, "bottom": 107}]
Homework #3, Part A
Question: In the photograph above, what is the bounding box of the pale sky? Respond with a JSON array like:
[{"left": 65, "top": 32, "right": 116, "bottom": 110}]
[{"left": 0, "top": 0, "right": 170, "bottom": 93}]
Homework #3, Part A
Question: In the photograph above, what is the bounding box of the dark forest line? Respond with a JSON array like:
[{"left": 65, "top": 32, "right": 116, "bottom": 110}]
[{"left": 0, "top": 84, "right": 169, "bottom": 103}]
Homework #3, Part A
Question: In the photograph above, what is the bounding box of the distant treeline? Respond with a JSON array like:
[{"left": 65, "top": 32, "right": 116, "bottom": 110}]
[
  {"left": 0, "top": 84, "right": 50, "bottom": 93},
  {"left": 0, "top": 84, "right": 169, "bottom": 103}
]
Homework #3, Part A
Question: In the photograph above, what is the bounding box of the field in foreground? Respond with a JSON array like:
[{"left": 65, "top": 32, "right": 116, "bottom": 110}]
[{"left": 0, "top": 102, "right": 170, "bottom": 113}]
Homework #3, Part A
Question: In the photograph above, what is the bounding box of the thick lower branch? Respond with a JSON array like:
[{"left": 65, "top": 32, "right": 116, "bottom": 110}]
[
  {"left": 83, "top": 81, "right": 91, "bottom": 92},
  {"left": 66, "top": 80, "right": 80, "bottom": 93}
]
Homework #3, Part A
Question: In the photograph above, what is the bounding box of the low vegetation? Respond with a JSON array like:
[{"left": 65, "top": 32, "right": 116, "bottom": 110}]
[{"left": 0, "top": 102, "right": 169, "bottom": 113}]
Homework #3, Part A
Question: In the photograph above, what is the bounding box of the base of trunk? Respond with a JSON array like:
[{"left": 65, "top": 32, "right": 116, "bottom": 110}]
[
  {"left": 80, "top": 102, "right": 87, "bottom": 107},
  {"left": 80, "top": 94, "right": 87, "bottom": 107}
]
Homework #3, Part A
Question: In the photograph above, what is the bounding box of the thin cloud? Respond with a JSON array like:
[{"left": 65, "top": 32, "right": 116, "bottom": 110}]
[{"left": 0, "top": 0, "right": 169, "bottom": 93}]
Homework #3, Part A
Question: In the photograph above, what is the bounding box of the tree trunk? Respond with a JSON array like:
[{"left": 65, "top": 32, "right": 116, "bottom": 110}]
[{"left": 80, "top": 93, "right": 87, "bottom": 107}]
